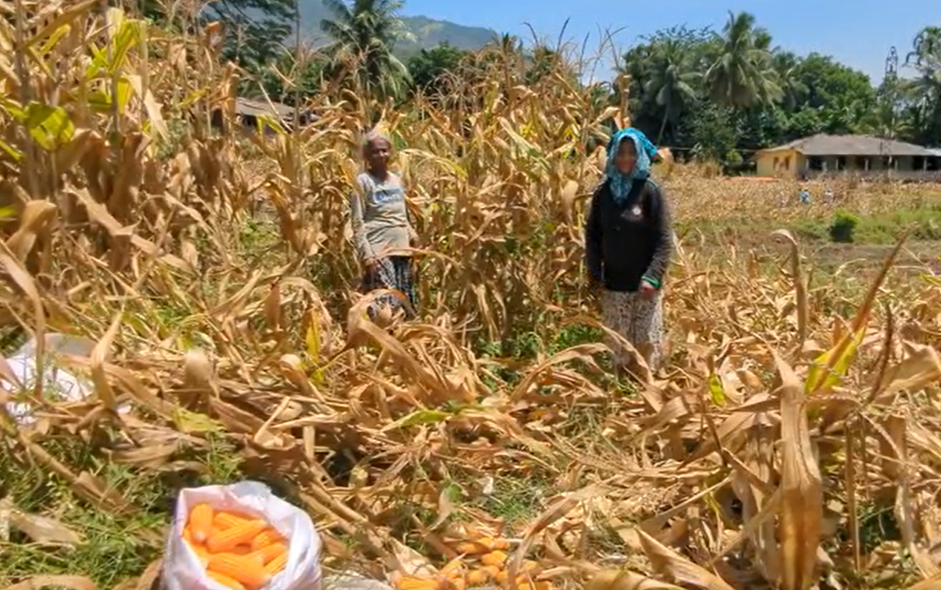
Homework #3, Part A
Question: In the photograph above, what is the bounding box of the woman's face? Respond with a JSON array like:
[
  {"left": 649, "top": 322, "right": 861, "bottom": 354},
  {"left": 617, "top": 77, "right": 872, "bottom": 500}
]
[
  {"left": 614, "top": 138, "right": 637, "bottom": 174},
  {"left": 365, "top": 138, "right": 391, "bottom": 172}
]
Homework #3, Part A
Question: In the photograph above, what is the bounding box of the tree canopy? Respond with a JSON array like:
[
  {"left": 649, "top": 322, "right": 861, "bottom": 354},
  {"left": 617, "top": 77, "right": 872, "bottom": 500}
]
[{"left": 149, "top": 0, "right": 941, "bottom": 160}]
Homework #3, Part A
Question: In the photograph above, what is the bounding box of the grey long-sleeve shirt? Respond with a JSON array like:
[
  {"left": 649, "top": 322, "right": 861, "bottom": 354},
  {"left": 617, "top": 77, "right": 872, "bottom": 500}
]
[{"left": 349, "top": 171, "right": 417, "bottom": 262}]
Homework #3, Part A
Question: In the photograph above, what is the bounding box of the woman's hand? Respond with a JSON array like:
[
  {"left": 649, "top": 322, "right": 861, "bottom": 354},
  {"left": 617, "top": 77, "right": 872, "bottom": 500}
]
[{"left": 639, "top": 280, "right": 658, "bottom": 300}]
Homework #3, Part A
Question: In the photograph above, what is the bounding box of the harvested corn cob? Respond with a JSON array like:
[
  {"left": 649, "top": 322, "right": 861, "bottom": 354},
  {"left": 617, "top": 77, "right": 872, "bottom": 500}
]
[
  {"left": 182, "top": 504, "right": 291, "bottom": 590},
  {"left": 189, "top": 503, "right": 215, "bottom": 543},
  {"left": 249, "top": 541, "right": 288, "bottom": 566},
  {"left": 262, "top": 550, "right": 289, "bottom": 577},
  {"left": 250, "top": 527, "right": 285, "bottom": 551},
  {"left": 207, "top": 571, "right": 247, "bottom": 590},
  {"left": 480, "top": 551, "right": 507, "bottom": 567},
  {"left": 392, "top": 577, "right": 437, "bottom": 590},
  {"left": 206, "top": 519, "right": 268, "bottom": 554},
  {"left": 214, "top": 511, "right": 254, "bottom": 530},
  {"left": 465, "top": 570, "right": 489, "bottom": 586},
  {"left": 206, "top": 552, "right": 270, "bottom": 590}
]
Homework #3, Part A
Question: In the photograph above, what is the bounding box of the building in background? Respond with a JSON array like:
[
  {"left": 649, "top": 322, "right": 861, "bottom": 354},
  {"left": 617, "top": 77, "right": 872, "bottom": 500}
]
[{"left": 754, "top": 134, "right": 941, "bottom": 181}]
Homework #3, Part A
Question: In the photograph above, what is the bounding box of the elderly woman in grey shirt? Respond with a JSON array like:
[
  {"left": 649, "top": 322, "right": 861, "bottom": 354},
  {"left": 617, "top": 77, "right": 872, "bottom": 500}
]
[{"left": 349, "top": 128, "right": 419, "bottom": 318}]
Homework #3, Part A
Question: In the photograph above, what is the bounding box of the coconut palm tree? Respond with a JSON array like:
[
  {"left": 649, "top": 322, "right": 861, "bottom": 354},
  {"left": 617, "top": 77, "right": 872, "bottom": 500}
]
[
  {"left": 644, "top": 38, "right": 699, "bottom": 144},
  {"left": 320, "top": 0, "right": 412, "bottom": 100},
  {"left": 906, "top": 26, "right": 941, "bottom": 67},
  {"left": 772, "top": 50, "right": 807, "bottom": 110},
  {"left": 703, "top": 11, "right": 781, "bottom": 108},
  {"left": 904, "top": 27, "right": 941, "bottom": 145}
]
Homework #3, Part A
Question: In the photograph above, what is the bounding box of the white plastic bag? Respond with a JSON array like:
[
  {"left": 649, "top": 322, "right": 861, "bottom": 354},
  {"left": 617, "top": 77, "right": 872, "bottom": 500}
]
[
  {"left": 162, "top": 481, "right": 322, "bottom": 590},
  {"left": 2, "top": 333, "right": 131, "bottom": 424}
]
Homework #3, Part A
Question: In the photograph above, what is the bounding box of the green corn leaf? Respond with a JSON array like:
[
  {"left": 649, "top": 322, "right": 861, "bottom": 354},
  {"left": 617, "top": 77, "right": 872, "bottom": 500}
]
[
  {"left": 806, "top": 325, "right": 866, "bottom": 394},
  {"left": 708, "top": 372, "right": 726, "bottom": 406}
]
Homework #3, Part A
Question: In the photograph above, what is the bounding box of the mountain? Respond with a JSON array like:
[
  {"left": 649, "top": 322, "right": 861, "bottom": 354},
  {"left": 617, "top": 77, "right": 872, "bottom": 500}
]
[
  {"left": 393, "top": 15, "right": 497, "bottom": 57},
  {"left": 296, "top": 0, "right": 498, "bottom": 58}
]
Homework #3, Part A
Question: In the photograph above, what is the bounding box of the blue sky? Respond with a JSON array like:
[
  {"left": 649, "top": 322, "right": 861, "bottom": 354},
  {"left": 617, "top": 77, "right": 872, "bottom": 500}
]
[{"left": 400, "top": 0, "right": 934, "bottom": 83}]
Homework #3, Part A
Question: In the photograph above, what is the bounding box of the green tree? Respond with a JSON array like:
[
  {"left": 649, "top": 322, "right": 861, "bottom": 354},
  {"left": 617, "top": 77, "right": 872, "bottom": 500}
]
[
  {"left": 796, "top": 54, "right": 878, "bottom": 135},
  {"left": 407, "top": 42, "right": 467, "bottom": 96},
  {"left": 253, "top": 49, "right": 326, "bottom": 105},
  {"left": 691, "top": 102, "right": 740, "bottom": 162},
  {"left": 903, "top": 26, "right": 941, "bottom": 146},
  {"left": 619, "top": 26, "right": 712, "bottom": 146},
  {"left": 772, "top": 51, "right": 807, "bottom": 110},
  {"left": 142, "top": 0, "right": 297, "bottom": 73},
  {"left": 644, "top": 37, "right": 699, "bottom": 143},
  {"left": 703, "top": 11, "right": 781, "bottom": 108},
  {"left": 320, "top": 0, "right": 412, "bottom": 100}
]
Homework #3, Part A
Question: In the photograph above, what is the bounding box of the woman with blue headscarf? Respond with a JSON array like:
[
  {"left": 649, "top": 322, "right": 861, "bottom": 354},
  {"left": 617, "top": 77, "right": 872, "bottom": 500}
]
[{"left": 585, "top": 128, "right": 674, "bottom": 375}]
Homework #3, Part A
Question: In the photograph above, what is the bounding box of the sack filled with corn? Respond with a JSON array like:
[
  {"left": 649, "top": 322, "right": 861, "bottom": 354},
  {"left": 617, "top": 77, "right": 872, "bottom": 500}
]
[{"left": 162, "top": 481, "right": 322, "bottom": 590}]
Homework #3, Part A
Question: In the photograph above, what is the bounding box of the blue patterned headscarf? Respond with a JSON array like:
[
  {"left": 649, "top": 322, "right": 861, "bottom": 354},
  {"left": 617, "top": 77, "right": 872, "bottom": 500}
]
[{"left": 605, "top": 127, "right": 659, "bottom": 204}]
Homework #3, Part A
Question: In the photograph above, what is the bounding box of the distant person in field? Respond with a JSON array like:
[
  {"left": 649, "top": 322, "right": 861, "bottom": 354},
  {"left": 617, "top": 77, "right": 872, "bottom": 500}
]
[
  {"left": 799, "top": 187, "right": 811, "bottom": 205},
  {"left": 585, "top": 127, "right": 673, "bottom": 375},
  {"left": 349, "top": 127, "right": 419, "bottom": 319}
]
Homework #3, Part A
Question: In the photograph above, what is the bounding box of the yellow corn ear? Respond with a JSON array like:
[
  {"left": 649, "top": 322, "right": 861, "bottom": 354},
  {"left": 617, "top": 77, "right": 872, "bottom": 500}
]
[
  {"left": 188, "top": 503, "right": 215, "bottom": 543},
  {"left": 206, "top": 520, "right": 268, "bottom": 554},
  {"left": 207, "top": 571, "right": 247, "bottom": 590},
  {"left": 189, "top": 542, "right": 210, "bottom": 565},
  {"left": 214, "top": 511, "right": 254, "bottom": 530},
  {"left": 206, "top": 553, "right": 270, "bottom": 590},
  {"left": 250, "top": 527, "right": 285, "bottom": 551},
  {"left": 440, "top": 557, "right": 465, "bottom": 577},
  {"left": 249, "top": 541, "right": 288, "bottom": 565},
  {"left": 262, "top": 549, "right": 289, "bottom": 576},
  {"left": 465, "top": 570, "right": 489, "bottom": 586},
  {"left": 454, "top": 542, "right": 484, "bottom": 555},
  {"left": 394, "top": 578, "right": 436, "bottom": 590},
  {"left": 480, "top": 551, "right": 507, "bottom": 567},
  {"left": 493, "top": 539, "right": 510, "bottom": 550}
]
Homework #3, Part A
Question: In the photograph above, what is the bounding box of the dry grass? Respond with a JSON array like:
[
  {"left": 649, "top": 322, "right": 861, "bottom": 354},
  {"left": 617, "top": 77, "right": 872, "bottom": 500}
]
[{"left": 1, "top": 4, "right": 941, "bottom": 590}]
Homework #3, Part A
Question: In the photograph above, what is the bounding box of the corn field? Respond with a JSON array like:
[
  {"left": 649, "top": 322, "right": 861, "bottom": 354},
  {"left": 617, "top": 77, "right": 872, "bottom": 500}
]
[{"left": 1, "top": 3, "right": 941, "bottom": 590}]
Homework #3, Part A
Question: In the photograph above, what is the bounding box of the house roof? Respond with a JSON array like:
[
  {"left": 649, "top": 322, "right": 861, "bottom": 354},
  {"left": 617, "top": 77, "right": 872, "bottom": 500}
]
[
  {"left": 234, "top": 97, "right": 302, "bottom": 120},
  {"left": 757, "top": 134, "right": 937, "bottom": 157}
]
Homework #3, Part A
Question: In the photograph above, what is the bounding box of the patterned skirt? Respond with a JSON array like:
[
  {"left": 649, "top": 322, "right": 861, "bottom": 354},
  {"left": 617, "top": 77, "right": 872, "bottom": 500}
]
[
  {"left": 600, "top": 289, "right": 664, "bottom": 373},
  {"left": 361, "top": 256, "right": 418, "bottom": 320}
]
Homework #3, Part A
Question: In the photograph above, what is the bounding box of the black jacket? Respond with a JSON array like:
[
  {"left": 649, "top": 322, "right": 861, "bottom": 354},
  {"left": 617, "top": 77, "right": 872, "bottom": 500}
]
[{"left": 584, "top": 177, "right": 673, "bottom": 292}]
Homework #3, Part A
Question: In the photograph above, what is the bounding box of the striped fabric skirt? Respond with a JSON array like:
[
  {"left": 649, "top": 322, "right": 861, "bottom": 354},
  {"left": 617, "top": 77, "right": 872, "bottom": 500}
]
[
  {"left": 600, "top": 289, "right": 664, "bottom": 374},
  {"left": 361, "top": 256, "right": 418, "bottom": 320}
]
